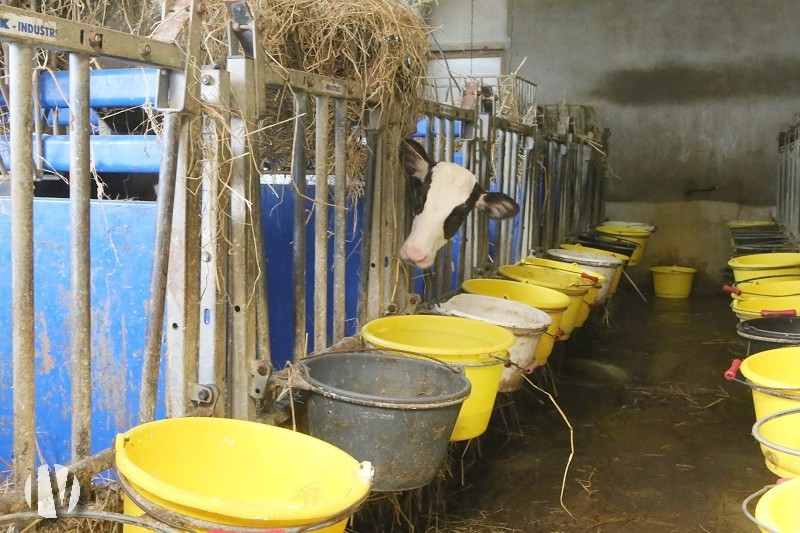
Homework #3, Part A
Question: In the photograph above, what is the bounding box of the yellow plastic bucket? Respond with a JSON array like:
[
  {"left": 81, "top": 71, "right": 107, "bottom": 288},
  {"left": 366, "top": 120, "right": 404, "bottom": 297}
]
[
  {"left": 729, "top": 279, "right": 800, "bottom": 301},
  {"left": 498, "top": 264, "right": 590, "bottom": 338},
  {"left": 747, "top": 477, "right": 800, "bottom": 532},
  {"left": 560, "top": 243, "right": 630, "bottom": 297},
  {"left": 752, "top": 408, "right": 800, "bottom": 479},
  {"left": 731, "top": 296, "right": 800, "bottom": 321},
  {"left": 739, "top": 347, "right": 800, "bottom": 477},
  {"left": 650, "top": 266, "right": 696, "bottom": 298},
  {"left": 595, "top": 224, "right": 652, "bottom": 265},
  {"left": 461, "top": 278, "right": 569, "bottom": 366},
  {"left": 115, "top": 417, "right": 373, "bottom": 533},
  {"left": 361, "top": 314, "right": 515, "bottom": 441},
  {"left": 518, "top": 258, "right": 606, "bottom": 328},
  {"left": 728, "top": 253, "right": 800, "bottom": 282}
]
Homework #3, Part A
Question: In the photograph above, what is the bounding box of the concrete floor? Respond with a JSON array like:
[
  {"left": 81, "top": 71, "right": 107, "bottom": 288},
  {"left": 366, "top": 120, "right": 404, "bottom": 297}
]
[
  {"left": 353, "top": 287, "right": 775, "bottom": 532},
  {"left": 448, "top": 288, "right": 774, "bottom": 532}
]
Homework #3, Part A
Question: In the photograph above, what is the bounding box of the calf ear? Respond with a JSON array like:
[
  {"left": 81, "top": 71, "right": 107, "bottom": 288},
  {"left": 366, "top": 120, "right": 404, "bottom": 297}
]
[
  {"left": 400, "top": 139, "right": 433, "bottom": 181},
  {"left": 477, "top": 192, "right": 520, "bottom": 220}
]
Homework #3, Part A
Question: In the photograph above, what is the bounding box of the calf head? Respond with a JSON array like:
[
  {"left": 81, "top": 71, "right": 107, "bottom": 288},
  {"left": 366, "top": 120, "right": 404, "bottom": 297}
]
[{"left": 400, "top": 138, "right": 519, "bottom": 269}]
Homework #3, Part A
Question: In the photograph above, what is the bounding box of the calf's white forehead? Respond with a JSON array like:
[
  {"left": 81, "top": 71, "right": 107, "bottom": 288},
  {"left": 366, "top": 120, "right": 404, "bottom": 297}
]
[{"left": 403, "top": 161, "right": 477, "bottom": 252}]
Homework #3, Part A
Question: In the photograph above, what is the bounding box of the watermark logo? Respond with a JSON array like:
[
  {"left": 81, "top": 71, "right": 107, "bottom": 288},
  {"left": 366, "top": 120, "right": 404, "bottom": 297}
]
[{"left": 23, "top": 464, "right": 80, "bottom": 518}]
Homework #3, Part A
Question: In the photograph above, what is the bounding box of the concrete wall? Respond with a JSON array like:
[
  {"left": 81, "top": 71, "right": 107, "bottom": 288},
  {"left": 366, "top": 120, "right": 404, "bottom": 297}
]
[{"left": 428, "top": 0, "right": 800, "bottom": 288}]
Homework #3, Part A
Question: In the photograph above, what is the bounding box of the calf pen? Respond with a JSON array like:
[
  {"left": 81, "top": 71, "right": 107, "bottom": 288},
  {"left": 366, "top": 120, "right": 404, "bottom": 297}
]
[{"left": 0, "top": 0, "right": 610, "bottom": 529}]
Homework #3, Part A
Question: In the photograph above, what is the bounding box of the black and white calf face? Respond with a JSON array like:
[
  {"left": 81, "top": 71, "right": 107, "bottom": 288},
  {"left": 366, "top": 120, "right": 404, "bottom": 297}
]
[{"left": 400, "top": 139, "right": 520, "bottom": 269}]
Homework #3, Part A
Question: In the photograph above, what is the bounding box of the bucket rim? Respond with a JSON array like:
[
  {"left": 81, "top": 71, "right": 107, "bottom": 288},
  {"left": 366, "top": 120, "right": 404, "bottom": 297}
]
[
  {"left": 114, "top": 417, "right": 373, "bottom": 522},
  {"left": 361, "top": 314, "right": 516, "bottom": 357},
  {"left": 742, "top": 482, "right": 789, "bottom": 533},
  {"left": 752, "top": 406, "right": 800, "bottom": 458},
  {"left": 736, "top": 317, "right": 800, "bottom": 342},
  {"left": 739, "top": 346, "right": 800, "bottom": 392},
  {"left": 461, "top": 278, "right": 571, "bottom": 311},
  {"left": 519, "top": 258, "right": 607, "bottom": 286},
  {"left": 650, "top": 265, "right": 696, "bottom": 274},
  {"left": 297, "top": 352, "right": 472, "bottom": 409},
  {"left": 436, "top": 293, "right": 552, "bottom": 332},
  {"left": 499, "top": 265, "right": 593, "bottom": 294},
  {"left": 545, "top": 248, "right": 623, "bottom": 267}
]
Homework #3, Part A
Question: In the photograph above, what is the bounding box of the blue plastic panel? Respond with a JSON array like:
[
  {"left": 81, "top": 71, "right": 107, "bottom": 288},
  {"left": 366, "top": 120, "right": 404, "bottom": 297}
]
[
  {"left": 262, "top": 182, "right": 363, "bottom": 367},
  {"left": 0, "top": 135, "right": 162, "bottom": 173},
  {"left": 415, "top": 117, "right": 463, "bottom": 138},
  {"left": 0, "top": 198, "right": 165, "bottom": 466},
  {"left": 0, "top": 68, "right": 160, "bottom": 109}
]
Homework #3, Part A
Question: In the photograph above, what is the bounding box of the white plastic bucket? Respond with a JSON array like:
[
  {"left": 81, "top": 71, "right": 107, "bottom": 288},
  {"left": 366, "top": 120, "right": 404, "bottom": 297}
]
[
  {"left": 436, "top": 293, "right": 552, "bottom": 393},
  {"left": 545, "top": 248, "right": 624, "bottom": 304}
]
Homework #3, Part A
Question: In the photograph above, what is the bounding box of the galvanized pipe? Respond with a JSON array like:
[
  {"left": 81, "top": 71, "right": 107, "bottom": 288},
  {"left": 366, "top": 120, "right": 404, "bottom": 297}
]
[
  {"left": 10, "top": 42, "right": 35, "bottom": 487},
  {"left": 356, "top": 113, "right": 380, "bottom": 327},
  {"left": 332, "top": 98, "right": 347, "bottom": 342},
  {"left": 69, "top": 53, "right": 92, "bottom": 460},
  {"left": 509, "top": 132, "right": 520, "bottom": 262},
  {"left": 497, "top": 129, "right": 509, "bottom": 266},
  {"left": 292, "top": 93, "right": 309, "bottom": 360},
  {"left": 313, "top": 95, "right": 330, "bottom": 352},
  {"left": 139, "top": 112, "right": 181, "bottom": 423}
]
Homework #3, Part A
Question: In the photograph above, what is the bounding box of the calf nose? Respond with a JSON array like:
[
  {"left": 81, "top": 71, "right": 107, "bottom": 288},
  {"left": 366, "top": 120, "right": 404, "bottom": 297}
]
[{"left": 400, "top": 243, "right": 432, "bottom": 268}]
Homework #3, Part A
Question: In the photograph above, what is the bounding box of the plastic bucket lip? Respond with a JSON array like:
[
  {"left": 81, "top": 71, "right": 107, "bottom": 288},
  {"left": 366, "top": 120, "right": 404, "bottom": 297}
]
[
  {"left": 739, "top": 346, "right": 800, "bottom": 392},
  {"left": 650, "top": 265, "right": 696, "bottom": 274},
  {"left": 115, "top": 417, "right": 372, "bottom": 522},
  {"left": 751, "top": 477, "right": 800, "bottom": 533},
  {"left": 602, "top": 220, "right": 657, "bottom": 232},
  {"left": 733, "top": 280, "right": 800, "bottom": 300},
  {"left": 559, "top": 243, "right": 631, "bottom": 262},
  {"left": 500, "top": 264, "right": 591, "bottom": 293},
  {"left": 360, "top": 314, "right": 515, "bottom": 359},
  {"left": 298, "top": 352, "right": 472, "bottom": 409},
  {"left": 520, "top": 257, "right": 607, "bottom": 288},
  {"left": 461, "top": 278, "right": 570, "bottom": 312},
  {"left": 728, "top": 253, "right": 800, "bottom": 270},
  {"left": 732, "top": 296, "right": 800, "bottom": 318},
  {"left": 546, "top": 248, "right": 623, "bottom": 268},
  {"left": 595, "top": 224, "right": 652, "bottom": 237},
  {"left": 737, "top": 317, "right": 800, "bottom": 341},
  {"left": 436, "top": 293, "right": 552, "bottom": 333}
]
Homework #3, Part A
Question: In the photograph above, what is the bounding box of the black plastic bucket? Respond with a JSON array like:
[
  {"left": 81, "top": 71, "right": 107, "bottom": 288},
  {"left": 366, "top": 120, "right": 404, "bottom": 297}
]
[
  {"left": 574, "top": 232, "right": 639, "bottom": 257},
  {"left": 736, "top": 317, "right": 800, "bottom": 355},
  {"left": 298, "top": 351, "right": 471, "bottom": 492}
]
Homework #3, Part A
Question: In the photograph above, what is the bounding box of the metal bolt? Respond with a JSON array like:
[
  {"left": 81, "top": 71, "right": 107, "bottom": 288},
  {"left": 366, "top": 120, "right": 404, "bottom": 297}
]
[
  {"left": 385, "top": 302, "right": 398, "bottom": 314},
  {"left": 200, "top": 74, "right": 213, "bottom": 86},
  {"left": 139, "top": 44, "right": 151, "bottom": 57},
  {"left": 197, "top": 388, "right": 210, "bottom": 402},
  {"left": 257, "top": 364, "right": 269, "bottom": 376},
  {"left": 408, "top": 294, "right": 420, "bottom": 306},
  {"left": 88, "top": 32, "right": 103, "bottom": 48},
  {"left": 195, "top": 3, "right": 206, "bottom": 14}
]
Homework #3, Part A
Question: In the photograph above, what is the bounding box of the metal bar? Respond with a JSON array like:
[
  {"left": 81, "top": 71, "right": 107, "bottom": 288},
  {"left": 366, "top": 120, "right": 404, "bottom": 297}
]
[
  {"left": 313, "top": 95, "right": 330, "bottom": 352},
  {"left": 10, "top": 42, "right": 35, "bottom": 487},
  {"left": 292, "top": 93, "right": 309, "bottom": 360},
  {"left": 32, "top": 66, "right": 43, "bottom": 180},
  {"left": 228, "top": 56, "right": 258, "bottom": 418},
  {"left": 419, "top": 100, "right": 474, "bottom": 122},
  {"left": 332, "top": 98, "right": 347, "bottom": 342},
  {"left": 139, "top": 112, "right": 181, "bottom": 424},
  {"left": 497, "top": 129, "right": 509, "bottom": 266},
  {"left": 69, "top": 52, "right": 92, "bottom": 461},
  {"left": 356, "top": 108, "right": 380, "bottom": 327},
  {"left": 198, "top": 68, "right": 231, "bottom": 417},
  {"left": 262, "top": 66, "right": 364, "bottom": 101},
  {"left": 0, "top": 5, "right": 185, "bottom": 69},
  {"left": 509, "top": 131, "right": 520, "bottom": 262}
]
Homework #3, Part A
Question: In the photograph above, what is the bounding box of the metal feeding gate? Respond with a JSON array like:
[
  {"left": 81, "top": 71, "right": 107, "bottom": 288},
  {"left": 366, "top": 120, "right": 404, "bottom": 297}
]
[{"left": 0, "top": 1, "right": 612, "bottom": 523}]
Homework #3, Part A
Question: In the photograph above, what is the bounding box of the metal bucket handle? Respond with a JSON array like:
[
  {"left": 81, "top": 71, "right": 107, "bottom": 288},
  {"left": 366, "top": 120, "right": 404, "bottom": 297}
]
[
  {"left": 752, "top": 406, "right": 800, "bottom": 456},
  {"left": 115, "top": 467, "right": 371, "bottom": 533},
  {"left": 724, "top": 359, "right": 800, "bottom": 399},
  {"left": 741, "top": 483, "right": 783, "bottom": 533},
  {"left": 0, "top": 508, "right": 178, "bottom": 532}
]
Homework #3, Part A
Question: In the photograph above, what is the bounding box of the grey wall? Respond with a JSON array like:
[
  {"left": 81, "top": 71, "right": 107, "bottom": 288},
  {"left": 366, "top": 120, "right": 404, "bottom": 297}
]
[{"left": 429, "top": 0, "right": 798, "bottom": 287}]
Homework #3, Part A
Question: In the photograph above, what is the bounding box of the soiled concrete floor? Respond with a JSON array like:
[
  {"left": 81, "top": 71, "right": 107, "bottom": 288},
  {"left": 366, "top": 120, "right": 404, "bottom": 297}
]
[{"left": 441, "top": 288, "right": 774, "bottom": 532}]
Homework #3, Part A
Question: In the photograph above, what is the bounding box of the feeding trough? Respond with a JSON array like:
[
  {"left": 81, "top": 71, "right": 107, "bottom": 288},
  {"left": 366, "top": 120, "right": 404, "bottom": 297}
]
[
  {"left": 650, "top": 266, "right": 696, "bottom": 299},
  {"left": 728, "top": 253, "right": 800, "bottom": 283}
]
